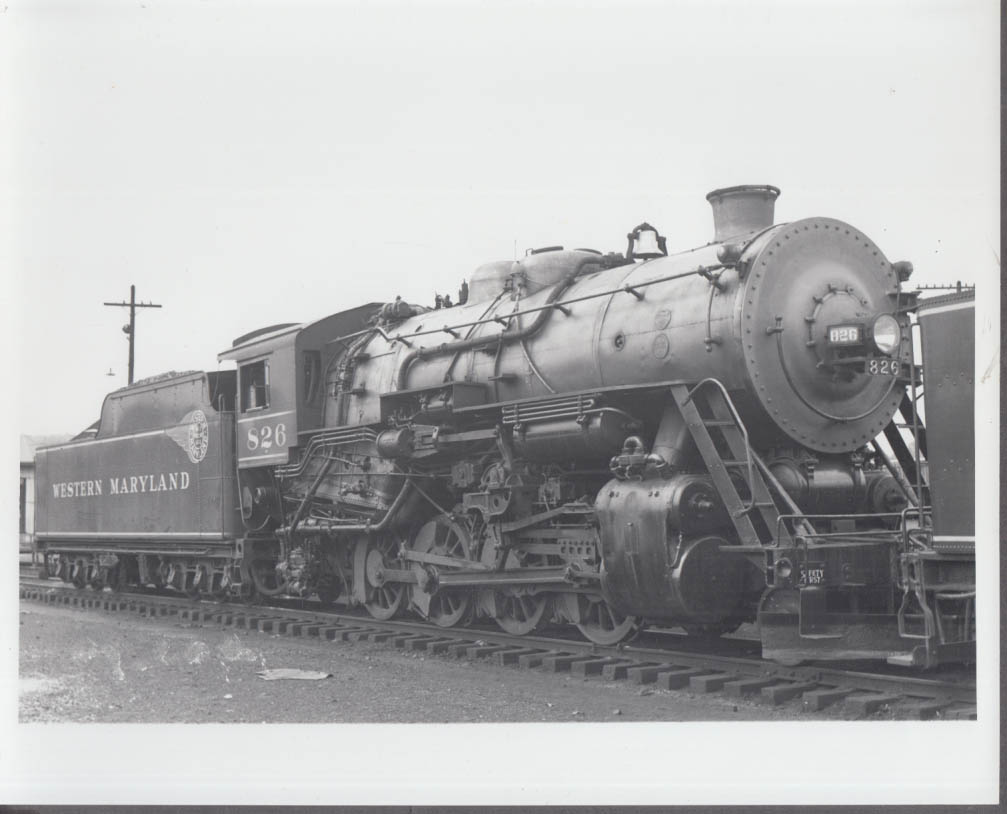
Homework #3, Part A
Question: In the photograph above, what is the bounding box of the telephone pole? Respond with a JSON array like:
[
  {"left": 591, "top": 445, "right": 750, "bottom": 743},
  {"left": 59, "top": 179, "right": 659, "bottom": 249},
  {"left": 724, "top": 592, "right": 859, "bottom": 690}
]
[{"left": 103, "top": 285, "right": 162, "bottom": 385}]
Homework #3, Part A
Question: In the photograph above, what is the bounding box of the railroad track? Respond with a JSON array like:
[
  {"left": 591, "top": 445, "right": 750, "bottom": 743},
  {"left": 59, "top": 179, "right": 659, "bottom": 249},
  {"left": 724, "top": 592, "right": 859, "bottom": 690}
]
[{"left": 19, "top": 577, "right": 977, "bottom": 720}]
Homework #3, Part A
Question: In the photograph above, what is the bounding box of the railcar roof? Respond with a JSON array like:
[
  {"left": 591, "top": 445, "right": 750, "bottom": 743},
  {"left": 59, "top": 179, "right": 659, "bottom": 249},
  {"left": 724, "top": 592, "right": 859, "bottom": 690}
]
[{"left": 916, "top": 289, "right": 975, "bottom": 312}]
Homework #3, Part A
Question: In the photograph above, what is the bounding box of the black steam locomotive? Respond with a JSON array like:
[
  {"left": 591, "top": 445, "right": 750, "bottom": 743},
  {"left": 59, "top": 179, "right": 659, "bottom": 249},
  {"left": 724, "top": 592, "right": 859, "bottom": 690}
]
[{"left": 34, "top": 185, "right": 976, "bottom": 667}]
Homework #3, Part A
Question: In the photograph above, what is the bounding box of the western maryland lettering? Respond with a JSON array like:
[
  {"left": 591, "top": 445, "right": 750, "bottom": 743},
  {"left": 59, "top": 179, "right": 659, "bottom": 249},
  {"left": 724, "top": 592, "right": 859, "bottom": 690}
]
[
  {"left": 110, "top": 472, "right": 190, "bottom": 494},
  {"left": 52, "top": 479, "right": 104, "bottom": 498},
  {"left": 51, "top": 471, "right": 190, "bottom": 498}
]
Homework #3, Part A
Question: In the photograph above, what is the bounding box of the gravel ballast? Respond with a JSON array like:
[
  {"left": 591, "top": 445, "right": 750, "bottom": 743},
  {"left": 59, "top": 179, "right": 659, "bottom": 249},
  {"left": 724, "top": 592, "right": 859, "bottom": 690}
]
[{"left": 19, "top": 601, "right": 812, "bottom": 723}]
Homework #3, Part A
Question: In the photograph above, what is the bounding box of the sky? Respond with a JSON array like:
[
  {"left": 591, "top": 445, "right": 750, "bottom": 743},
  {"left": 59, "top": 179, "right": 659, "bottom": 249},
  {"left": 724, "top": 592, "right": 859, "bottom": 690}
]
[
  {"left": 4, "top": 0, "right": 999, "bottom": 436},
  {"left": 1, "top": 0, "right": 1001, "bottom": 805}
]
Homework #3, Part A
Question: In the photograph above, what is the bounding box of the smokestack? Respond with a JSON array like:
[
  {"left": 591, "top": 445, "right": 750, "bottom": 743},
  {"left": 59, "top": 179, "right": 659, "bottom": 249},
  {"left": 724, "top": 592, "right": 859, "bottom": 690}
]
[{"left": 706, "top": 185, "right": 780, "bottom": 243}]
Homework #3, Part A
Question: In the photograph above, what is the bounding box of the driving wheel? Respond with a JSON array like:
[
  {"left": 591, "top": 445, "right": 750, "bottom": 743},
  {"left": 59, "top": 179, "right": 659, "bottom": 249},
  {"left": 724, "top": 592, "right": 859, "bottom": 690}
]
[
  {"left": 363, "top": 535, "right": 406, "bottom": 620},
  {"left": 562, "top": 592, "right": 642, "bottom": 645},
  {"left": 408, "top": 514, "right": 475, "bottom": 628}
]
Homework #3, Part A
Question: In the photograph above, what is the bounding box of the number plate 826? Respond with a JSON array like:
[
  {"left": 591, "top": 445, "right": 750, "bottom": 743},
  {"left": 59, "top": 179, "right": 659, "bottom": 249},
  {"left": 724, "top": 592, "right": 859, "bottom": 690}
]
[{"left": 867, "top": 358, "right": 899, "bottom": 376}]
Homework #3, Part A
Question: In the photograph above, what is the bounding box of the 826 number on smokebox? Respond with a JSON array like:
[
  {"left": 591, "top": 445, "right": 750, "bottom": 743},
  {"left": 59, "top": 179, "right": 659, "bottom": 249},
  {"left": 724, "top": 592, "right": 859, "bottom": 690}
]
[{"left": 868, "top": 358, "right": 899, "bottom": 376}]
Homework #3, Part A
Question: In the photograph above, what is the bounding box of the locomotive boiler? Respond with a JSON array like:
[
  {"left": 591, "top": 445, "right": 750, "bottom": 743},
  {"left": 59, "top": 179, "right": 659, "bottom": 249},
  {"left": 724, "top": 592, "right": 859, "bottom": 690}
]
[{"left": 35, "top": 184, "right": 975, "bottom": 666}]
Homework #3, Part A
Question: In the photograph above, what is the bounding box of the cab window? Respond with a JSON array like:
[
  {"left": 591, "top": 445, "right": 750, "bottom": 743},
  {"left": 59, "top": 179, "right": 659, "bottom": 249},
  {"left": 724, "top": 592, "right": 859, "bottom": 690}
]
[{"left": 241, "top": 360, "right": 269, "bottom": 411}]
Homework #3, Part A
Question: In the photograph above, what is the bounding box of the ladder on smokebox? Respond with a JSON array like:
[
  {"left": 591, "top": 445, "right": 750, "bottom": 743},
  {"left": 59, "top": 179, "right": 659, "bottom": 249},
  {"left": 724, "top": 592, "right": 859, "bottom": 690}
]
[{"left": 671, "top": 380, "right": 808, "bottom": 551}]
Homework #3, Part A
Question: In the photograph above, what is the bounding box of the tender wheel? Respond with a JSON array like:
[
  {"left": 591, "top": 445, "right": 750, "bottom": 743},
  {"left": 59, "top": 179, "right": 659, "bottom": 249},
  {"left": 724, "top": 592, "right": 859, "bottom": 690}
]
[
  {"left": 111, "top": 556, "right": 138, "bottom": 591},
  {"left": 563, "top": 593, "right": 642, "bottom": 646},
  {"left": 46, "top": 554, "right": 67, "bottom": 582},
  {"left": 212, "top": 565, "right": 236, "bottom": 599},
  {"left": 363, "top": 536, "right": 406, "bottom": 620},
  {"left": 88, "top": 563, "right": 105, "bottom": 592},
  {"left": 107, "top": 563, "right": 126, "bottom": 592},
  {"left": 71, "top": 558, "right": 87, "bottom": 589},
  {"left": 188, "top": 563, "right": 211, "bottom": 598},
  {"left": 408, "top": 515, "right": 474, "bottom": 628}
]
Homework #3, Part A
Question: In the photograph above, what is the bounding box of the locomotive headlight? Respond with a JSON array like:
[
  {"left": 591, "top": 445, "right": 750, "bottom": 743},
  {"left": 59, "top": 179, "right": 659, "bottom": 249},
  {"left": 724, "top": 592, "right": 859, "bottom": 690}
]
[{"left": 871, "top": 314, "right": 901, "bottom": 355}]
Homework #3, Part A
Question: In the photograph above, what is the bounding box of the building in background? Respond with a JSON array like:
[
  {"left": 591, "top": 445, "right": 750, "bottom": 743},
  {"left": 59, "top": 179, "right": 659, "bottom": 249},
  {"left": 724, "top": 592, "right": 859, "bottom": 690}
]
[{"left": 20, "top": 434, "right": 72, "bottom": 558}]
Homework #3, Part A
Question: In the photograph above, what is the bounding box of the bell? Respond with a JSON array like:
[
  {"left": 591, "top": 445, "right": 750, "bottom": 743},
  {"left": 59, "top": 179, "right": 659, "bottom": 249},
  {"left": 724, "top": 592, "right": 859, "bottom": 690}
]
[
  {"left": 633, "top": 228, "right": 661, "bottom": 257},
  {"left": 626, "top": 222, "right": 667, "bottom": 260}
]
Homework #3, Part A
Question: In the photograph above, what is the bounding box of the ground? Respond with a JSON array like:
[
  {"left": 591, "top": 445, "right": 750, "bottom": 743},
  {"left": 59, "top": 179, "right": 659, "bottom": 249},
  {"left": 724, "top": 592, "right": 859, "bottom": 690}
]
[{"left": 18, "top": 601, "right": 814, "bottom": 723}]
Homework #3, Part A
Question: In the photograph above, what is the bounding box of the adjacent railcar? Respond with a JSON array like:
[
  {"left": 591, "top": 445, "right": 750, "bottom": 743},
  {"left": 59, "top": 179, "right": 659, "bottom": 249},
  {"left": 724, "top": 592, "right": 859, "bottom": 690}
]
[
  {"left": 34, "top": 185, "right": 977, "bottom": 666},
  {"left": 895, "top": 291, "right": 975, "bottom": 666},
  {"left": 759, "top": 289, "right": 976, "bottom": 667}
]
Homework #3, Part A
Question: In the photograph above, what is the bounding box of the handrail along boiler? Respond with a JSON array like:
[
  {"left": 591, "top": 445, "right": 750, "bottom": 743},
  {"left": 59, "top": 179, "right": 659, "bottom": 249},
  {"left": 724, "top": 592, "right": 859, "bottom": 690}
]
[{"left": 33, "top": 185, "right": 975, "bottom": 666}]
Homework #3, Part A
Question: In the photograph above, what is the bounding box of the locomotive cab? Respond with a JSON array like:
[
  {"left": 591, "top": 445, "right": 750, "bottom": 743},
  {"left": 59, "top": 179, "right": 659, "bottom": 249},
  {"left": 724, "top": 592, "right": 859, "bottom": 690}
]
[
  {"left": 218, "top": 304, "right": 380, "bottom": 470},
  {"left": 220, "top": 322, "right": 303, "bottom": 469}
]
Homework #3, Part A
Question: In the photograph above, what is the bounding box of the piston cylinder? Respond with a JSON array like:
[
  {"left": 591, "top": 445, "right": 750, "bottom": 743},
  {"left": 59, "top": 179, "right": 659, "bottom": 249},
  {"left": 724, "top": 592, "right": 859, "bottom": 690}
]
[{"left": 595, "top": 475, "right": 748, "bottom": 623}]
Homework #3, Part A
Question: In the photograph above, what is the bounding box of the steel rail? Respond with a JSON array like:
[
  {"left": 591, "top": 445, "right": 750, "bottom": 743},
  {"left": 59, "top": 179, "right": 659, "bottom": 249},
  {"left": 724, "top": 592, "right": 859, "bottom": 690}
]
[{"left": 21, "top": 577, "right": 976, "bottom": 709}]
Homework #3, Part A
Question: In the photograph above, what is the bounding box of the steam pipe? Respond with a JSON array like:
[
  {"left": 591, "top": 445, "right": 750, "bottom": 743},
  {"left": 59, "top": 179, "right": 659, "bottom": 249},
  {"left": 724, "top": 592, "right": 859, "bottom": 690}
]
[
  {"left": 277, "top": 479, "right": 414, "bottom": 538},
  {"left": 650, "top": 402, "right": 694, "bottom": 470},
  {"left": 286, "top": 455, "right": 336, "bottom": 542},
  {"left": 333, "top": 332, "right": 375, "bottom": 426}
]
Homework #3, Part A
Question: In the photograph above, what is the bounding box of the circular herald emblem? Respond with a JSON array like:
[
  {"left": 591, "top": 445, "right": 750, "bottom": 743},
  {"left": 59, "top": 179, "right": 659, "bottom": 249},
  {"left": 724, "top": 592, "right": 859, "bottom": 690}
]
[{"left": 187, "top": 410, "right": 209, "bottom": 464}]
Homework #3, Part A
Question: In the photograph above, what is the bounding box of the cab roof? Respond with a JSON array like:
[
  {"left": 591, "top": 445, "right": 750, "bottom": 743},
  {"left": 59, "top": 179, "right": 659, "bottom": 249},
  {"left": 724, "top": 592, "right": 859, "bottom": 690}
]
[{"left": 217, "top": 303, "right": 383, "bottom": 364}]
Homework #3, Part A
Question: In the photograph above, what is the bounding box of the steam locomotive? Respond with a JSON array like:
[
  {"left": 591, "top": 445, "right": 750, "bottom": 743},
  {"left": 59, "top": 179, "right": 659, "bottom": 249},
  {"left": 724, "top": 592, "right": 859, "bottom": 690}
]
[{"left": 34, "top": 185, "right": 976, "bottom": 667}]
